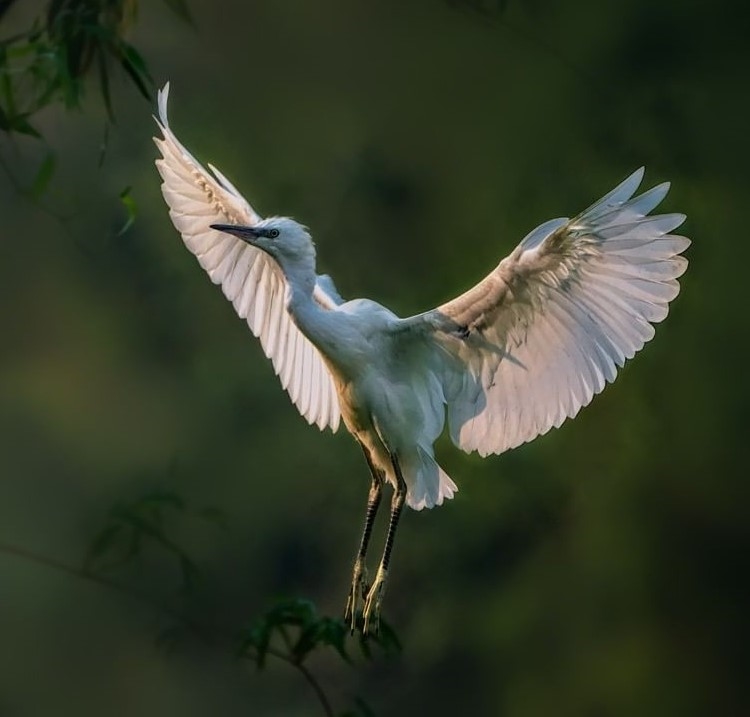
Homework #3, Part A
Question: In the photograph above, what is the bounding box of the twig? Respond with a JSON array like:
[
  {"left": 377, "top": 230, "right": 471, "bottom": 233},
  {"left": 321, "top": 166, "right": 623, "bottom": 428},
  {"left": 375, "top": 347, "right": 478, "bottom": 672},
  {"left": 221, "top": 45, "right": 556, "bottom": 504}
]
[
  {"left": 0, "top": 540, "right": 336, "bottom": 717},
  {"left": 288, "top": 659, "right": 335, "bottom": 717},
  {"left": 0, "top": 540, "right": 216, "bottom": 643}
]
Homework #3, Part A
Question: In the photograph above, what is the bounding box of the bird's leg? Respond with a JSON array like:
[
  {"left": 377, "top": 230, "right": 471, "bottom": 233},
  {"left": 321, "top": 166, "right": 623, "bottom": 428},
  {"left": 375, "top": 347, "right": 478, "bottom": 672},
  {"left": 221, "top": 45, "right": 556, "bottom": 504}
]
[
  {"left": 345, "top": 443, "right": 384, "bottom": 632},
  {"left": 362, "top": 453, "right": 407, "bottom": 636}
]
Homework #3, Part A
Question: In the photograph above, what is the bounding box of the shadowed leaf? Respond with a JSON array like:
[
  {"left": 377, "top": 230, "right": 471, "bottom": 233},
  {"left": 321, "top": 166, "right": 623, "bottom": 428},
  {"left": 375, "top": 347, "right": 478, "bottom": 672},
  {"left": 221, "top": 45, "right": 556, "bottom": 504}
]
[
  {"left": 83, "top": 522, "right": 124, "bottom": 571},
  {"left": 116, "top": 40, "right": 152, "bottom": 100},
  {"left": 118, "top": 185, "right": 136, "bottom": 235},
  {"left": 31, "top": 151, "right": 56, "bottom": 199},
  {"left": 96, "top": 46, "right": 113, "bottom": 121},
  {"left": 317, "top": 617, "right": 352, "bottom": 664}
]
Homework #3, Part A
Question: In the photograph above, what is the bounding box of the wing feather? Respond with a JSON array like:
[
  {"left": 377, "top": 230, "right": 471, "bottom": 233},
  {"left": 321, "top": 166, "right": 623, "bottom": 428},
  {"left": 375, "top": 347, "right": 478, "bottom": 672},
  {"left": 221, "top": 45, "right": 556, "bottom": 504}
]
[
  {"left": 154, "top": 83, "right": 340, "bottom": 431},
  {"left": 428, "top": 168, "right": 688, "bottom": 456}
]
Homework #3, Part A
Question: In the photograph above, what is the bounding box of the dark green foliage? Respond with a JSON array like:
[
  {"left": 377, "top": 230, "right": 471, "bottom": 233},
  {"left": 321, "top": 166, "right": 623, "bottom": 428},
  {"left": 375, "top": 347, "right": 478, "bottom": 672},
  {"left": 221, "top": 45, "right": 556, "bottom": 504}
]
[
  {"left": 30, "top": 150, "right": 56, "bottom": 197},
  {"left": 0, "top": 0, "right": 747, "bottom": 716},
  {"left": 83, "top": 489, "right": 224, "bottom": 593},
  {"left": 67, "top": 489, "right": 400, "bottom": 715},
  {"left": 238, "top": 597, "right": 400, "bottom": 671},
  {"left": 0, "top": 0, "right": 188, "bottom": 224},
  {"left": 117, "top": 184, "right": 136, "bottom": 234},
  {"left": 0, "top": 1, "right": 187, "bottom": 136}
]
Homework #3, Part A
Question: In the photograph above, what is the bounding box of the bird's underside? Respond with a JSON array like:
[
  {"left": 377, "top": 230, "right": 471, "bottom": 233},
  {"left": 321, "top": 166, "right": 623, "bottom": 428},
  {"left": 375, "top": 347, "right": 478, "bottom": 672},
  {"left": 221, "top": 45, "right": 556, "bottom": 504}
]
[{"left": 154, "top": 83, "right": 689, "bottom": 633}]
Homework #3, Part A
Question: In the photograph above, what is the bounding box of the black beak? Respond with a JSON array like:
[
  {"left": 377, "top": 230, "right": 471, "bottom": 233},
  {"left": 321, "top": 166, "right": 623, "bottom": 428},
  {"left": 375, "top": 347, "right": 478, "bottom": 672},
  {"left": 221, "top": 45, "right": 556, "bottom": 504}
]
[{"left": 210, "top": 223, "right": 261, "bottom": 242}]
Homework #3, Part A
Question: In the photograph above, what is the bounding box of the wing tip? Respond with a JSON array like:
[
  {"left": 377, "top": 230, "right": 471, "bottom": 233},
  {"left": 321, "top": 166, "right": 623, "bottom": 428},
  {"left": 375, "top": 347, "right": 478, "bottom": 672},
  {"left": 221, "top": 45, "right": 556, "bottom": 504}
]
[{"left": 157, "top": 81, "right": 171, "bottom": 126}]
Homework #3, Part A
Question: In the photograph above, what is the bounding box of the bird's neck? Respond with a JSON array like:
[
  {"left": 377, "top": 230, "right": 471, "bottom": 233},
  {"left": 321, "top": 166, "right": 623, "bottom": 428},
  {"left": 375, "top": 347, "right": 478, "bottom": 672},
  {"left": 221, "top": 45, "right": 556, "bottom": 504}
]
[
  {"left": 282, "top": 260, "right": 335, "bottom": 351},
  {"left": 282, "top": 261, "right": 320, "bottom": 326},
  {"left": 282, "top": 259, "right": 316, "bottom": 302}
]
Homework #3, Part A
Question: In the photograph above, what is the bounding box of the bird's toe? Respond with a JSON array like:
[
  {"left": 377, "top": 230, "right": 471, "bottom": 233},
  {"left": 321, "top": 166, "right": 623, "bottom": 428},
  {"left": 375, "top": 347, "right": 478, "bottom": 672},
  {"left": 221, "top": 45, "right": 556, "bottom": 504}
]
[
  {"left": 344, "top": 560, "right": 369, "bottom": 633},
  {"left": 362, "top": 566, "right": 388, "bottom": 636}
]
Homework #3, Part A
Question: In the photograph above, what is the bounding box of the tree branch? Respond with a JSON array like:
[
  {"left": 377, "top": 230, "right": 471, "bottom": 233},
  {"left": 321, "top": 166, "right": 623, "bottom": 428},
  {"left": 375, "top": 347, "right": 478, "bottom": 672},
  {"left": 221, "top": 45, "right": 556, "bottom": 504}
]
[{"left": 0, "top": 540, "right": 335, "bottom": 717}]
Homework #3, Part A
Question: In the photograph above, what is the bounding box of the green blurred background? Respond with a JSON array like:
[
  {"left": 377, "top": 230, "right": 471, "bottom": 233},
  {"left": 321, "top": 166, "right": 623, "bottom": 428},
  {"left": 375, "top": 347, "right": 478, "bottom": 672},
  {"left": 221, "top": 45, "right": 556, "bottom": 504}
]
[{"left": 1, "top": 0, "right": 748, "bottom": 715}]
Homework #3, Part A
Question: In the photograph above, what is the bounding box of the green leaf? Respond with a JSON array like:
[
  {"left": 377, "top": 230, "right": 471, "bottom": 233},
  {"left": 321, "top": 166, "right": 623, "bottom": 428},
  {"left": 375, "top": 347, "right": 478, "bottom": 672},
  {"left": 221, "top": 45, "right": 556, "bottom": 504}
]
[
  {"left": 0, "top": 68, "right": 14, "bottom": 119},
  {"left": 266, "top": 598, "right": 317, "bottom": 629},
  {"left": 115, "top": 40, "right": 152, "bottom": 100},
  {"left": 83, "top": 522, "right": 123, "bottom": 571},
  {"left": 88, "top": 519, "right": 142, "bottom": 573},
  {"left": 238, "top": 623, "right": 272, "bottom": 670},
  {"left": 55, "top": 40, "right": 82, "bottom": 109},
  {"left": 179, "top": 554, "right": 200, "bottom": 593},
  {"left": 117, "top": 185, "right": 136, "bottom": 235},
  {"left": 0, "top": 110, "right": 42, "bottom": 138},
  {"left": 98, "top": 120, "right": 109, "bottom": 168},
  {"left": 358, "top": 630, "right": 372, "bottom": 660},
  {"left": 96, "top": 47, "right": 114, "bottom": 122},
  {"left": 30, "top": 151, "right": 56, "bottom": 199},
  {"left": 373, "top": 618, "right": 402, "bottom": 654},
  {"left": 46, "top": 0, "right": 68, "bottom": 28},
  {"left": 3, "top": 40, "right": 37, "bottom": 58},
  {"left": 318, "top": 617, "right": 352, "bottom": 664},
  {"left": 292, "top": 622, "right": 321, "bottom": 662}
]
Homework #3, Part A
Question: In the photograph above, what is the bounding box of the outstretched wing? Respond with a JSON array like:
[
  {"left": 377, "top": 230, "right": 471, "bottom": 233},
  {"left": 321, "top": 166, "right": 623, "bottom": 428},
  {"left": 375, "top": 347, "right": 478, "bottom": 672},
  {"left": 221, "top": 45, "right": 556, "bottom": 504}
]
[
  {"left": 423, "top": 168, "right": 689, "bottom": 456},
  {"left": 153, "top": 83, "right": 341, "bottom": 431}
]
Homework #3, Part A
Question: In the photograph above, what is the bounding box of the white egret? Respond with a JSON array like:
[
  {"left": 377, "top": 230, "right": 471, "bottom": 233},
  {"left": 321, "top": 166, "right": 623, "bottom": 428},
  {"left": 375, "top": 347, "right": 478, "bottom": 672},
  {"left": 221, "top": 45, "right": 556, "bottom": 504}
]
[{"left": 154, "top": 83, "right": 689, "bottom": 634}]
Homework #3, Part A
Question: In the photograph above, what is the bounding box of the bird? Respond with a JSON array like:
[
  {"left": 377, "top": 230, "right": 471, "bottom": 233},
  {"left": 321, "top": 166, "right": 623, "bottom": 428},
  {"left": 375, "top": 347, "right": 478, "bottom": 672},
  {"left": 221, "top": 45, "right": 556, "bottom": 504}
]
[{"left": 153, "top": 83, "right": 689, "bottom": 634}]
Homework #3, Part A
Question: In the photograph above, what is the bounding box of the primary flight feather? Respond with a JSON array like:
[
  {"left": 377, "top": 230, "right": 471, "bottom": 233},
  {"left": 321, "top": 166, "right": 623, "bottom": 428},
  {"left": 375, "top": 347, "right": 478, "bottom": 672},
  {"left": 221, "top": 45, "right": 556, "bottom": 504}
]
[{"left": 153, "top": 83, "right": 689, "bottom": 633}]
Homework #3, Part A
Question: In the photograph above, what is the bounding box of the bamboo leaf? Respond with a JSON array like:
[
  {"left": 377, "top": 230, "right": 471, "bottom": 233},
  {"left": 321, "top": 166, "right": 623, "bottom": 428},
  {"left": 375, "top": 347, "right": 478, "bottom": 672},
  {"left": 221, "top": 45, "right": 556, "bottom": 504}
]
[
  {"left": 318, "top": 617, "right": 352, "bottom": 664},
  {"left": 30, "top": 151, "right": 56, "bottom": 199},
  {"left": 117, "top": 185, "right": 136, "bottom": 235},
  {"left": 83, "top": 523, "right": 124, "bottom": 571},
  {"left": 115, "top": 41, "right": 152, "bottom": 100},
  {"left": 96, "top": 47, "right": 114, "bottom": 122},
  {"left": 9, "top": 113, "right": 41, "bottom": 138}
]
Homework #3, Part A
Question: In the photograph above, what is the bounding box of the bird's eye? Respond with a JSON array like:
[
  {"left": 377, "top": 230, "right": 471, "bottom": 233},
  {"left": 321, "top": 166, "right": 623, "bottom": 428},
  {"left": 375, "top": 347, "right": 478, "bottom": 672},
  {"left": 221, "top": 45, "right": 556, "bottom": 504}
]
[{"left": 268, "top": 228, "right": 280, "bottom": 239}]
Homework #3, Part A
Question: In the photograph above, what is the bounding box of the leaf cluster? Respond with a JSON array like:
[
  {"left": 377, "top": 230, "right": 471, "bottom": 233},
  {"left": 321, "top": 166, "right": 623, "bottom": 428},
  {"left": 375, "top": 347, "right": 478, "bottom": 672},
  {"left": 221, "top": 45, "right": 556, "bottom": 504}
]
[
  {"left": 83, "top": 489, "right": 225, "bottom": 593},
  {"left": 0, "top": 0, "right": 190, "bottom": 138},
  {"left": 238, "top": 597, "right": 401, "bottom": 670},
  {"left": 77, "top": 488, "right": 400, "bottom": 715},
  {"left": 239, "top": 598, "right": 400, "bottom": 717}
]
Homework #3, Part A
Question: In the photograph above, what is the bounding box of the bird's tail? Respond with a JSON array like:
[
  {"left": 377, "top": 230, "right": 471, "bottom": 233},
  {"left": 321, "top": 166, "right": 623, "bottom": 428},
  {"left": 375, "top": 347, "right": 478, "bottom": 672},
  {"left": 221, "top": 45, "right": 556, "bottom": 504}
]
[{"left": 403, "top": 444, "right": 458, "bottom": 511}]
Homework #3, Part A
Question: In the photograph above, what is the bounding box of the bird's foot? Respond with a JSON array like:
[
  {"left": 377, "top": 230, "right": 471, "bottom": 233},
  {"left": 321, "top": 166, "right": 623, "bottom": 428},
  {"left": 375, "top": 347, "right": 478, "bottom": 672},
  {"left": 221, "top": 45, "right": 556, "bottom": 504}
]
[
  {"left": 362, "top": 565, "right": 388, "bottom": 636},
  {"left": 344, "top": 559, "right": 368, "bottom": 633}
]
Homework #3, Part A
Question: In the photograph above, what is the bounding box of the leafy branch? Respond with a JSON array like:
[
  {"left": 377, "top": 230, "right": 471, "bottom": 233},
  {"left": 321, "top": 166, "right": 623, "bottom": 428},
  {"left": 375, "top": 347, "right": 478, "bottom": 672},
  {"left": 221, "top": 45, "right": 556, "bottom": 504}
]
[
  {"left": 0, "top": 0, "right": 188, "bottom": 232},
  {"left": 0, "top": 489, "right": 400, "bottom": 716},
  {"left": 0, "top": 0, "right": 191, "bottom": 138}
]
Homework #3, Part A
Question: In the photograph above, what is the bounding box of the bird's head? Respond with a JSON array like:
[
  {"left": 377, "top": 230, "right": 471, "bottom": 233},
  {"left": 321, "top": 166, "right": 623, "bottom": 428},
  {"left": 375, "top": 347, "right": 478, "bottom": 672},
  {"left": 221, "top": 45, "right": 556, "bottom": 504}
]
[{"left": 211, "top": 217, "right": 315, "bottom": 269}]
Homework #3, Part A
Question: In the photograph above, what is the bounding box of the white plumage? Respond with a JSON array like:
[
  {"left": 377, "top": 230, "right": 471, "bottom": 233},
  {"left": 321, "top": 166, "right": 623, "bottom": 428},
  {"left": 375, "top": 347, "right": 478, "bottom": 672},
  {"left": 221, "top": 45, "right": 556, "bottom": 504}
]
[
  {"left": 153, "top": 83, "right": 689, "bottom": 633},
  {"left": 154, "top": 85, "right": 341, "bottom": 433},
  {"left": 433, "top": 171, "right": 689, "bottom": 457}
]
